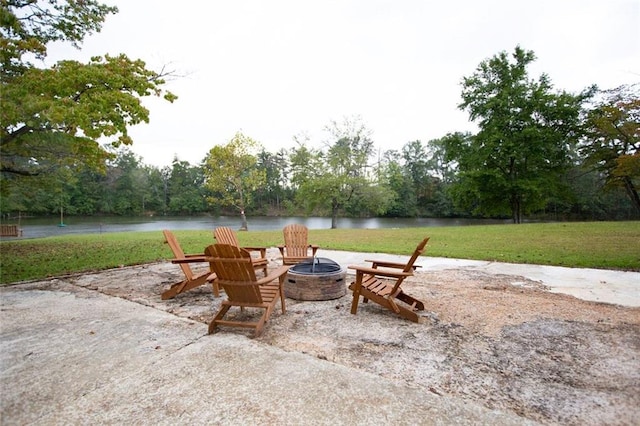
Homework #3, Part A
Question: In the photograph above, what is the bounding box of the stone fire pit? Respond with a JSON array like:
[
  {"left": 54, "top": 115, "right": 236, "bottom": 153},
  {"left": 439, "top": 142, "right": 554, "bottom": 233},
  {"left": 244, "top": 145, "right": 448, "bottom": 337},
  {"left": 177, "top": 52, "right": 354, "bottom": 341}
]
[{"left": 285, "top": 257, "right": 347, "bottom": 301}]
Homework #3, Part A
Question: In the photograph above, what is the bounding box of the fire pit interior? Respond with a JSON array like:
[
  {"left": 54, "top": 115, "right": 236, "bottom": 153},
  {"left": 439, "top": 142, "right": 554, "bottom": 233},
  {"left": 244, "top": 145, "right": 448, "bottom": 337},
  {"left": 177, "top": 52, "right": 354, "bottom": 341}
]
[{"left": 285, "top": 257, "right": 347, "bottom": 301}]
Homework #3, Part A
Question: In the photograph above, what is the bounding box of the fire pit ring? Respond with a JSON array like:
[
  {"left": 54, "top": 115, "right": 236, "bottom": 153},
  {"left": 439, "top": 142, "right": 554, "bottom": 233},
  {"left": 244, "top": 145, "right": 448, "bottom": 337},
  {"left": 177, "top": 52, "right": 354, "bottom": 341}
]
[{"left": 285, "top": 257, "right": 347, "bottom": 301}]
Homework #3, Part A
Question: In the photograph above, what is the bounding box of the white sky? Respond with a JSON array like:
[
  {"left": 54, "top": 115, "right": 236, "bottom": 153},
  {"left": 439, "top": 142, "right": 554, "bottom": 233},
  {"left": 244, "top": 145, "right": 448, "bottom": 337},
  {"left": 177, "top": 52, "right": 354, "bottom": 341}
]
[{"left": 46, "top": 0, "right": 640, "bottom": 167}]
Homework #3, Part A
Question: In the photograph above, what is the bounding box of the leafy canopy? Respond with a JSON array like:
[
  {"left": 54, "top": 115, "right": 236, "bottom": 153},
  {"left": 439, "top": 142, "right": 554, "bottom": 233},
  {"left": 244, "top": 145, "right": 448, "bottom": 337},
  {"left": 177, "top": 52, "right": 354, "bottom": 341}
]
[
  {"left": 291, "top": 116, "right": 389, "bottom": 228},
  {"left": 0, "top": 0, "right": 177, "bottom": 182},
  {"left": 451, "top": 46, "right": 592, "bottom": 223},
  {"left": 1, "top": 0, "right": 118, "bottom": 76},
  {"left": 579, "top": 84, "right": 640, "bottom": 213},
  {"left": 203, "top": 131, "right": 266, "bottom": 228}
]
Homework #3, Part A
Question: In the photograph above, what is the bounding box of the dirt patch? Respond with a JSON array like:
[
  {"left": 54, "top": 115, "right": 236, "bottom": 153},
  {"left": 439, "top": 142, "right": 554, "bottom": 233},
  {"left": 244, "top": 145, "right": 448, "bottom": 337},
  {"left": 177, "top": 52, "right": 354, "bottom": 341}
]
[{"left": 28, "top": 256, "right": 640, "bottom": 426}]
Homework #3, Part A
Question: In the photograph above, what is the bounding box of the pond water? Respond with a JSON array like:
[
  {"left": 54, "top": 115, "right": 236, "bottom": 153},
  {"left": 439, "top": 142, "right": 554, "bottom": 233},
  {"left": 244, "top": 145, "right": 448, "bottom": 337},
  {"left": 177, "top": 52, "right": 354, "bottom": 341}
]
[{"left": 5, "top": 215, "right": 511, "bottom": 239}]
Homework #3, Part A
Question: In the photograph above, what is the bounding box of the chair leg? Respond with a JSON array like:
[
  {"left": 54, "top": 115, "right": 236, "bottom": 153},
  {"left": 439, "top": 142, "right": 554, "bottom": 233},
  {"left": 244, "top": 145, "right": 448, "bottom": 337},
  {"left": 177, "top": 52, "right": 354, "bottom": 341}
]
[
  {"left": 386, "top": 296, "right": 401, "bottom": 314},
  {"left": 278, "top": 278, "right": 286, "bottom": 314},
  {"left": 350, "top": 280, "right": 362, "bottom": 315},
  {"left": 211, "top": 279, "right": 220, "bottom": 298},
  {"left": 209, "top": 304, "right": 231, "bottom": 334},
  {"left": 350, "top": 294, "right": 360, "bottom": 314},
  {"left": 161, "top": 280, "right": 187, "bottom": 300},
  {"left": 254, "top": 309, "right": 268, "bottom": 337},
  {"left": 162, "top": 274, "right": 196, "bottom": 300}
]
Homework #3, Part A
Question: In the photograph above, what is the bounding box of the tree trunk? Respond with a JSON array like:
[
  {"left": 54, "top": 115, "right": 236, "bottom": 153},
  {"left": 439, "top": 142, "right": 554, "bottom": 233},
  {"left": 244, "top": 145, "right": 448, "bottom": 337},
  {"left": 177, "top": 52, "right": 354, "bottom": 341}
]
[
  {"left": 511, "top": 194, "right": 522, "bottom": 224},
  {"left": 331, "top": 199, "right": 339, "bottom": 229},
  {"left": 239, "top": 210, "right": 248, "bottom": 231},
  {"left": 622, "top": 176, "right": 640, "bottom": 215}
]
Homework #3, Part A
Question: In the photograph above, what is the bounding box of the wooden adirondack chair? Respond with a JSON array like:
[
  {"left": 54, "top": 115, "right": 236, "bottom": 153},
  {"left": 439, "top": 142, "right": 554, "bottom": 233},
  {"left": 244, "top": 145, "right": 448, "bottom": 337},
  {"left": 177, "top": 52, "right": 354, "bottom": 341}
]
[
  {"left": 348, "top": 237, "right": 429, "bottom": 323},
  {"left": 277, "top": 224, "right": 319, "bottom": 265},
  {"left": 0, "top": 224, "right": 22, "bottom": 237},
  {"left": 205, "top": 244, "right": 289, "bottom": 337},
  {"left": 213, "top": 226, "right": 268, "bottom": 276},
  {"left": 162, "top": 230, "right": 218, "bottom": 300}
]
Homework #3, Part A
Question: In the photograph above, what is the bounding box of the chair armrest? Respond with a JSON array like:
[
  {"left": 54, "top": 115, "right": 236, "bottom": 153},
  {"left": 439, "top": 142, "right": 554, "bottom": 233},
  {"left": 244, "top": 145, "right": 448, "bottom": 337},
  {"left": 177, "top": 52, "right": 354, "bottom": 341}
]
[
  {"left": 242, "top": 246, "right": 267, "bottom": 257},
  {"left": 256, "top": 265, "right": 291, "bottom": 285},
  {"left": 366, "top": 260, "right": 422, "bottom": 270},
  {"left": 347, "top": 265, "right": 413, "bottom": 279},
  {"left": 309, "top": 245, "right": 319, "bottom": 256},
  {"left": 171, "top": 256, "right": 208, "bottom": 264},
  {"left": 365, "top": 260, "right": 406, "bottom": 269},
  {"left": 277, "top": 245, "right": 285, "bottom": 256}
]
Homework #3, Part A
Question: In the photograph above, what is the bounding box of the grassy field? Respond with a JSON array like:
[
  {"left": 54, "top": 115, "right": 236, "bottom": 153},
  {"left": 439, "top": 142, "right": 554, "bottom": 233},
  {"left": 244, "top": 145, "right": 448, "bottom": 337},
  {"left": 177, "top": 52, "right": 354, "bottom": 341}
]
[{"left": 0, "top": 221, "right": 638, "bottom": 284}]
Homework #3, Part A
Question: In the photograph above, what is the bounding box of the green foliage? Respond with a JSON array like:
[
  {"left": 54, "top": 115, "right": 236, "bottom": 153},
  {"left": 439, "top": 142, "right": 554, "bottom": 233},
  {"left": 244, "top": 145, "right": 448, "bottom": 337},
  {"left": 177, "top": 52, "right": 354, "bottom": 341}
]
[
  {"left": 203, "top": 132, "right": 266, "bottom": 228},
  {"left": 1, "top": 23, "right": 637, "bottom": 224},
  {"left": 0, "top": 0, "right": 177, "bottom": 209},
  {"left": 254, "top": 148, "right": 291, "bottom": 213},
  {"left": 402, "top": 140, "right": 436, "bottom": 210},
  {"left": 1, "top": 0, "right": 118, "bottom": 76},
  {"left": 167, "top": 158, "right": 208, "bottom": 215},
  {"left": 1, "top": 54, "right": 176, "bottom": 176},
  {"left": 544, "top": 164, "right": 635, "bottom": 220},
  {"left": 288, "top": 135, "right": 324, "bottom": 190},
  {"left": 378, "top": 151, "right": 416, "bottom": 217},
  {"left": 292, "top": 116, "right": 388, "bottom": 227},
  {"left": 344, "top": 184, "right": 396, "bottom": 217},
  {"left": 455, "top": 46, "right": 592, "bottom": 222},
  {"left": 580, "top": 84, "right": 640, "bottom": 213}
]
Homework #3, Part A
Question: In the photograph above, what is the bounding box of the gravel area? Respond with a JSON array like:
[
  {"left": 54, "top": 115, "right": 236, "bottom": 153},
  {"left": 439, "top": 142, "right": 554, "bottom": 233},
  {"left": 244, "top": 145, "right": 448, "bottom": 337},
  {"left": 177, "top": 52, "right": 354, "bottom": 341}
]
[
  {"left": 262, "top": 269, "right": 640, "bottom": 425},
  {"left": 18, "top": 252, "right": 640, "bottom": 426}
]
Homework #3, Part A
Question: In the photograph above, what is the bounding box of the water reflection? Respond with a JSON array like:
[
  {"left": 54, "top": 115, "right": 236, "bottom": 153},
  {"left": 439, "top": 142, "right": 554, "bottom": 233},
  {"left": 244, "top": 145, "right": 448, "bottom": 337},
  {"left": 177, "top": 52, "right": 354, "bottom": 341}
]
[{"left": 9, "top": 216, "right": 510, "bottom": 239}]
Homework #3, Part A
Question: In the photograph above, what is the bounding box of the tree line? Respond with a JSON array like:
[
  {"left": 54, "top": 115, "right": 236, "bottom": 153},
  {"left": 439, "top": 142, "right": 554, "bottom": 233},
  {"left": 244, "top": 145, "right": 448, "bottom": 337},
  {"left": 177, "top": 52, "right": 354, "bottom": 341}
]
[
  {"left": 1, "top": 110, "right": 636, "bottom": 227},
  {"left": 1, "top": 2, "right": 638, "bottom": 227}
]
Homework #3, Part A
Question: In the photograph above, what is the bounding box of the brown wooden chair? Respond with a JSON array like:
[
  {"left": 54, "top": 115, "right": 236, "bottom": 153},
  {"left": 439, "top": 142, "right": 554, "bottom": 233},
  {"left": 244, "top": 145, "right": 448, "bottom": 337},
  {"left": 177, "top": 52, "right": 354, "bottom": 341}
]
[
  {"left": 277, "top": 224, "right": 319, "bottom": 265},
  {"left": 162, "top": 230, "right": 218, "bottom": 300},
  {"left": 213, "top": 226, "right": 268, "bottom": 276},
  {"left": 205, "top": 244, "right": 289, "bottom": 337},
  {"left": 0, "top": 224, "right": 23, "bottom": 237},
  {"left": 348, "top": 237, "right": 429, "bottom": 323}
]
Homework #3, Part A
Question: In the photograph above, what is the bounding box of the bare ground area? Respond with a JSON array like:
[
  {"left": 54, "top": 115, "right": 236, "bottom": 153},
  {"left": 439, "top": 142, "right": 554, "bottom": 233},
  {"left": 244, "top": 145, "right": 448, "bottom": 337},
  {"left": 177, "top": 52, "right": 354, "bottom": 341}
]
[{"left": 46, "top": 254, "right": 640, "bottom": 426}]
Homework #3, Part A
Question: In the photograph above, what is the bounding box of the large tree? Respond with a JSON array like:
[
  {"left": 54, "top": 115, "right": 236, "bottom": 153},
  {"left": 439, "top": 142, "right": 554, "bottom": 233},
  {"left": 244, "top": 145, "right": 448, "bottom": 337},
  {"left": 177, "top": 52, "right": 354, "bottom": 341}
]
[
  {"left": 579, "top": 84, "right": 640, "bottom": 215},
  {"left": 202, "top": 132, "right": 266, "bottom": 230},
  {"left": 1, "top": 0, "right": 176, "bottom": 190},
  {"left": 294, "top": 116, "right": 383, "bottom": 228},
  {"left": 454, "top": 46, "right": 592, "bottom": 223}
]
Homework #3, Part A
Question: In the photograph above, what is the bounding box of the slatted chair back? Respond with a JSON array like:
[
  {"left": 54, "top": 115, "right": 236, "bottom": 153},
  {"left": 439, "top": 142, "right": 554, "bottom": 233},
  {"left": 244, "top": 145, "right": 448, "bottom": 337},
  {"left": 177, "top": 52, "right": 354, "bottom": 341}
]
[
  {"left": 205, "top": 243, "right": 288, "bottom": 336},
  {"left": 283, "top": 224, "right": 310, "bottom": 258},
  {"left": 205, "top": 244, "right": 262, "bottom": 303},
  {"left": 402, "top": 237, "right": 429, "bottom": 273},
  {"left": 163, "top": 229, "right": 195, "bottom": 281},
  {"left": 212, "top": 226, "right": 269, "bottom": 276},
  {"left": 213, "top": 227, "right": 240, "bottom": 247},
  {"left": 390, "top": 237, "right": 429, "bottom": 294},
  {"left": 161, "top": 230, "right": 218, "bottom": 299}
]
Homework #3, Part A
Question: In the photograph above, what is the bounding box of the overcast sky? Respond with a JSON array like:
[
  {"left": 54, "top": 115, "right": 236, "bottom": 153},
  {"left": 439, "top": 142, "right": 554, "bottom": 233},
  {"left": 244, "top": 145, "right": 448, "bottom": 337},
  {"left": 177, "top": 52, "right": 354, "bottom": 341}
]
[{"left": 46, "top": 0, "right": 639, "bottom": 167}]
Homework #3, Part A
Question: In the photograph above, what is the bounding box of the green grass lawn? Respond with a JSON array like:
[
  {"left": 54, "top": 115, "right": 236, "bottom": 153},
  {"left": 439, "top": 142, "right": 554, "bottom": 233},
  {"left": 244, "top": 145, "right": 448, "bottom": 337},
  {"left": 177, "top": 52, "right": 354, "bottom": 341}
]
[{"left": 1, "top": 221, "right": 638, "bottom": 284}]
